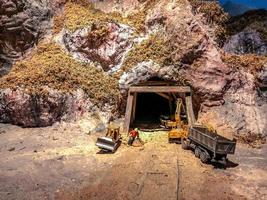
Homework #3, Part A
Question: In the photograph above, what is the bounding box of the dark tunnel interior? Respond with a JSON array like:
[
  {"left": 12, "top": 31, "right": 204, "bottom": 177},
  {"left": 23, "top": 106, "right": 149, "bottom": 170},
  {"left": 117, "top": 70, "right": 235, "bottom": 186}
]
[{"left": 132, "top": 93, "right": 172, "bottom": 129}]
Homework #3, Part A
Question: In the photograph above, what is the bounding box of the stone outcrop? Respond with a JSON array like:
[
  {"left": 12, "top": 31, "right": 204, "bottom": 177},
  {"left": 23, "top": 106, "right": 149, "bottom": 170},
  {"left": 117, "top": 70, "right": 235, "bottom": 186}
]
[
  {"left": 0, "top": 88, "right": 75, "bottom": 127},
  {"left": 0, "top": 58, "right": 12, "bottom": 77},
  {"left": 224, "top": 29, "right": 267, "bottom": 55},
  {"left": 258, "top": 66, "right": 267, "bottom": 87},
  {"left": 119, "top": 60, "right": 182, "bottom": 91},
  {"left": 223, "top": 9, "right": 267, "bottom": 56},
  {"left": 198, "top": 69, "right": 267, "bottom": 139},
  {"left": 181, "top": 44, "right": 230, "bottom": 102},
  {"left": 62, "top": 22, "right": 135, "bottom": 71},
  {"left": 0, "top": 88, "right": 113, "bottom": 128},
  {"left": 0, "top": 0, "right": 52, "bottom": 62}
]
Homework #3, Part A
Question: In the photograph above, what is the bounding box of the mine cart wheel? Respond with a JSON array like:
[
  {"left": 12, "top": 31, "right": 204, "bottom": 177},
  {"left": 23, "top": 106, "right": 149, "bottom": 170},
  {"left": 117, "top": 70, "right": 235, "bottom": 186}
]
[
  {"left": 200, "top": 151, "right": 209, "bottom": 163},
  {"left": 181, "top": 138, "right": 189, "bottom": 150},
  {"left": 194, "top": 147, "right": 201, "bottom": 158}
]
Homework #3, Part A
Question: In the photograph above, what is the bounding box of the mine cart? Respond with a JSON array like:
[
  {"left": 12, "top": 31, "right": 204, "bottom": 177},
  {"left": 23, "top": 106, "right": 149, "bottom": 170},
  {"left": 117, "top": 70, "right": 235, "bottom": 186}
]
[{"left": 182, "top": 125, "right": 236, "bottom": 165}]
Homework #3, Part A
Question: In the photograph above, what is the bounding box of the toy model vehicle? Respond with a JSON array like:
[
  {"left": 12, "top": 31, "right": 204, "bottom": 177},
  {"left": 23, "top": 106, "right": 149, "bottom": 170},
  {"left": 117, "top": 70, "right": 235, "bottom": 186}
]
[
  {"left": 182, "top": 125, "right": 236, "bottom": 165},
  {"left": 160, "top": 98, "right": 189, "bottom": 143},
  {"left": 96, "top": 125, "right": 121, "bottom": 153},
  {"left": 168, "top": 122, "right": 188, "bottom": 143}
]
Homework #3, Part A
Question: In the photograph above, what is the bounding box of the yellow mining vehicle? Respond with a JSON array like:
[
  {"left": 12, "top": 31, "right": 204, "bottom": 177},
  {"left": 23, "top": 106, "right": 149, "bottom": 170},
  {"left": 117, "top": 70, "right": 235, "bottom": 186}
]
[
  {"left": 161, "top": 98, "right": 189, "bottom": 143},
  {"left": 168, "top": 122, "right": 188, "bottom": 143},
  {"left": 96, "top": 124, "right": 121, "bottom": 153}
]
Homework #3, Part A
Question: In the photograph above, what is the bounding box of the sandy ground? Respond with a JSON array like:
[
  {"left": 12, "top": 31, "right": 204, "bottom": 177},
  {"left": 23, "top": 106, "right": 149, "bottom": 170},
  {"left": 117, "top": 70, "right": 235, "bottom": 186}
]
[{"left": 0, "top": 122, "right": 266, "bottom": 200}]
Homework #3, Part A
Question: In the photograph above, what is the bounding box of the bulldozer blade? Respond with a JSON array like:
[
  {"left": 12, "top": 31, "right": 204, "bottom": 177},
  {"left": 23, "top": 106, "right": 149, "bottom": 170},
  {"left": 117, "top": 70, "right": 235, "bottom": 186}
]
[{"left": 96, "top": 137, "right": 120, "bottom": 152}]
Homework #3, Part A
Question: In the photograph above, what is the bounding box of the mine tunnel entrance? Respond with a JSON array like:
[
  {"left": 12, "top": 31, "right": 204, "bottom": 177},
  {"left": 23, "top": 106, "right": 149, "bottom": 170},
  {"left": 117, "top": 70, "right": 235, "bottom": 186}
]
[
  {"left": 123, "top": 84, "right": 196, "bottom": 133},
  {"left": 133, "top": 92, "right": 171, "bottom": 129}
]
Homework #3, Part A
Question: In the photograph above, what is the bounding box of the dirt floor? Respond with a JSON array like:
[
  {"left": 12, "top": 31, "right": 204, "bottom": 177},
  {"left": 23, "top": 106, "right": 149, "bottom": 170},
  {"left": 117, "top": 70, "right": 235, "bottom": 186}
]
[{"left": 0, "top": 122, "right": 267, "bottom": 200}]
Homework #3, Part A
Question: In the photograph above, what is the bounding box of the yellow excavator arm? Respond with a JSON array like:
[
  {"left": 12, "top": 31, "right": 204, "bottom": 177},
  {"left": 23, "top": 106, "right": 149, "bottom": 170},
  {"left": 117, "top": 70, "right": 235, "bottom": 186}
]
[
  {"left": 174, "top": 98, "right": 183, "bottom": 123},
  {"left": 168, "top": 98, "right": 189, "bottom": 143}
]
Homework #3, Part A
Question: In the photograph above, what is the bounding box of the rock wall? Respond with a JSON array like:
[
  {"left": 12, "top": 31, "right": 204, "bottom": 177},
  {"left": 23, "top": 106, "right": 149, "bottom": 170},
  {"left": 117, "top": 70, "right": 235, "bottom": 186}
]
[
  {"left": 0, "top": 0, "right": 52, "bottom": 63},
  {"left": 198, "top": 69, "right": 267, "bottom": 138},
  {"left": 0, "top": 88, "right": 68, "bottom": 127},
  {"left": 0, "top": 88, "right": 113, "bottom": 128}
]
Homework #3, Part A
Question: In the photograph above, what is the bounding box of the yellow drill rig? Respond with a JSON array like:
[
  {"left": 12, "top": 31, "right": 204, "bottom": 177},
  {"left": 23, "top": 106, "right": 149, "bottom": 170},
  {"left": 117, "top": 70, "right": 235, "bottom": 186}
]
[{"left": 161, "top": 98, "right": 189, "bottom": 143}]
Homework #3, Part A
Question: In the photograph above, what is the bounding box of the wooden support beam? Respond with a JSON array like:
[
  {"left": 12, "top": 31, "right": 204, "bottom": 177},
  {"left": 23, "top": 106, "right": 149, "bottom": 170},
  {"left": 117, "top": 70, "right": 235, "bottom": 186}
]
[
  {"left": 171, "top": 92, "right": 177, "bottom": 100},
  {"left": 124, "top": 86, "right": 193, "bottom": 132},
  {"left": 129, "top": 86, "right": 191, "bottom": 93},
  {"left": 131, "top": 93, "right": 137, "bottom": 123},
  {"left": 185, "top": 95, "right": 196, "bottom": 126},
  {"left": 124, "top": 92, "right": 134, "bottom": 134},
  {"left": 137, "top": 81, "right": 174, "bottom": 86},
  {"left": 156, "top": 92, "right": 172, "bottom": 101}
]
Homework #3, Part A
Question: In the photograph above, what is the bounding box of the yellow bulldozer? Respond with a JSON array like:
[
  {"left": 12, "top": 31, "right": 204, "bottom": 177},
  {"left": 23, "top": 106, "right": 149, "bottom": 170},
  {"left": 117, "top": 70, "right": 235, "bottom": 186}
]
[{"left": 96, "top": 124, "right": 121, "bottom": 153}]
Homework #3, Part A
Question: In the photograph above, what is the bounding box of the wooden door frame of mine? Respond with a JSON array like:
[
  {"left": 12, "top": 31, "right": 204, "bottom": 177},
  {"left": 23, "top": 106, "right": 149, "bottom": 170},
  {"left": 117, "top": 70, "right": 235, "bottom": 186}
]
[{"left": 123, "top": 86, "right": 196, "bottom": 134}]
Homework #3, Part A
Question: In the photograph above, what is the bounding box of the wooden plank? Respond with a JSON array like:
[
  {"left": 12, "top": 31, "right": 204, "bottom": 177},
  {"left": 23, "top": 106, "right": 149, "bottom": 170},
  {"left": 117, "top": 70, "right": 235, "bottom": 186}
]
[
  {"left": 185, "top": 95, "right": 196, "bottom": 126},
  {"left": 129, "top": 86, "right": 191, "bottom": 93},
  {"left": 137, "top": 81, "right": 172, "bottom": 86},
  {"left": 156, "top": 92, "right": 172, "bottom": 101},
  {"left": 171, "top": 92, "right": 177, "bottom": 100},
  {"left": 131, "top": 93, "right": 137, "bottom": 123},
  {"left": 124, "top": 92, "right": 134, "bottom": 134}
]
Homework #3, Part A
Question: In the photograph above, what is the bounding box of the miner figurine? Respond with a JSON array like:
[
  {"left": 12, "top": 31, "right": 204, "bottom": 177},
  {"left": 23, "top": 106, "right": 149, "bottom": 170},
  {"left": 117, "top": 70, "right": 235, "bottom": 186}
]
[{"left": 128, "top": 128, "right": 139, "bottom": 146}]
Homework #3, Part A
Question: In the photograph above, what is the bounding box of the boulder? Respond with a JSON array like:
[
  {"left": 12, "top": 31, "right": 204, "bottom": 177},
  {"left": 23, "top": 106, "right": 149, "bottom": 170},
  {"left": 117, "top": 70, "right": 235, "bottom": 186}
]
[
  {"left": 0, "top": 0, "right": 52, "bottom": 61},
  {"left": 223, "top": 29, "right": 267, "bottom": 55}
]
